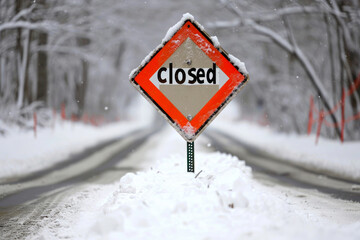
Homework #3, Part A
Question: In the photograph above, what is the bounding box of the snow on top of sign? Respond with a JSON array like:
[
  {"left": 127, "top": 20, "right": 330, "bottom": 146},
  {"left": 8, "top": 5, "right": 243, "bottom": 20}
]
[
  {"left": 229, "top": 54, "right": 248, "bottom": 75},
  {"left": 210, "top": 36, "right": 220, "bottom": 48},
  {"left": 129, "top": 13, "right": 195, "bottom": 80},
  {"left": 130, "top": 13, "right": 248, "bottom": 79},
  {"left": 162, "top": 13, "right": 195, "bottom": 43}
]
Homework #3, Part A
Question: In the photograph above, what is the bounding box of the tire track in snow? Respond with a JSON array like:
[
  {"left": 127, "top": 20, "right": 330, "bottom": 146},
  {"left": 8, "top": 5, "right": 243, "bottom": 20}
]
[
  {"left": 3, "top": 128, "right": 144, "bottom": 185},
  {"left": 0, "top": 127, "right": 156, "bottom": 207},
  {"left": 0, "top": 188, "right": 68, "bottom": 239},
  {"left": 206, "top": 129, "right": 360, "bottom": 202}
]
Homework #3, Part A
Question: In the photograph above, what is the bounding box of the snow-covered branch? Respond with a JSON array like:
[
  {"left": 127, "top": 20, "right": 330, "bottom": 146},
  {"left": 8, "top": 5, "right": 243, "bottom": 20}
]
[
  {"left": 246, "top": 6, "right": 347, "bottom": 22},
  {"left": 216, "top": 0, "right": 344, "bottom": 137},
  {"left": 10, "top": 4, "right": 36, "bottom": 22},
  {"left": 210, "top": 4, "right": 348, "bottom": 26},
  {"left": 248, "top": 18, "right": 337, "bottom": 121},
  {"left": 244, "top": 19, "right": 294, "bottom": 53},
  {"left": 0, "top": 20, "right": 91, "bottom": 38},
  {"left": 34, "top": 45, "right": 104, "bottom": 66},
  {"left": 323, "top": 0, "right": 356, "bottom": 52}
]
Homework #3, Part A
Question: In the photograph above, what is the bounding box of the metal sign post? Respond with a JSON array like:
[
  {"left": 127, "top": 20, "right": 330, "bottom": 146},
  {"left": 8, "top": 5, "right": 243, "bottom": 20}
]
[
  {"left": 130, "top": 13, "right": 248, "bottom": 173},
  {"left": 187, "top": 142, "right": 194, "bottom": 172}
]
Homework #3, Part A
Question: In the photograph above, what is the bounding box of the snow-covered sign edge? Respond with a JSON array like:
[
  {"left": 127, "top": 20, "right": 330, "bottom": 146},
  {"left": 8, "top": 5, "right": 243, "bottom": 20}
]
[
  {"left": 129, "top": 13, "right": 249, "bottom": 142},
  {"left": 129, "top": 13, "right": 248, "bottom": 79}
]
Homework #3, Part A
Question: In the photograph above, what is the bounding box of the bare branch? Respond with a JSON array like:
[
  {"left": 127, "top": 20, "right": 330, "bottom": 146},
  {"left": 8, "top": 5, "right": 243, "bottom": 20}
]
[
  {"left": 245, "top": 19, "right": 294, "bottom": 53},
  {"left": 10, "top": 4, "right": 36, "bottom": 22},
  {"left": 34, "top": 45, "right": 98, "bottom": 64},
  {"left": 325, "top": 0, "right": 356, "bottom": 51},
  {"left": 218, "top": 0, "right": 342, "bottom": 137},
  {"left": 246, "top": 6, "right": 347, "bottom": 22},
  {"left": 0, "top": 20, "right": 95, "bottom": 40}
]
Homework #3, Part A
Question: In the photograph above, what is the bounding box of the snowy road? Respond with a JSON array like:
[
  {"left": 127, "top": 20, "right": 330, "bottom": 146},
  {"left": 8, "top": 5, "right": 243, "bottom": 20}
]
[
  {"left": 206, "top": 129, "right": 360, "bottom": 202},
  {"left": 1, "top": 126, "right": 360, "bottom": 239},
  {"left": 0, "top": 126, "right": 157, "bottom": 238}
]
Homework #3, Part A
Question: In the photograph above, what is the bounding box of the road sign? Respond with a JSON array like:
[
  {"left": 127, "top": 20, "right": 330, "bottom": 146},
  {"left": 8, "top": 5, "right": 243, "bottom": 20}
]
[{"left": 130, "top": 13, "right": 248, "bottom": 143}]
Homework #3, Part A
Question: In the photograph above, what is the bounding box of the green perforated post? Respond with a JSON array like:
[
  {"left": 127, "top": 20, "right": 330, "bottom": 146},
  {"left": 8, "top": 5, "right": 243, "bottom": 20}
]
[{"left": 187, "top": 141, "right": 194, "bottom": 172}]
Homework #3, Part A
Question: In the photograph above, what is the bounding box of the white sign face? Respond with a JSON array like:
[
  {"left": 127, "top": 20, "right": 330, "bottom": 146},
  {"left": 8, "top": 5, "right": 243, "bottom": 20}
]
[
  {"left": 150, "top": 64, "right": 228, "bottom": 87},
  {"left": 149, "top": 37, "right": 229, "bottom": 120}
]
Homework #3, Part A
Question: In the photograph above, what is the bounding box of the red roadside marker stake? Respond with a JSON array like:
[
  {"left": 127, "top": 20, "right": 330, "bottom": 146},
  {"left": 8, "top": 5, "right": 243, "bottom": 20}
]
[
  {"left": 315, "top": 111, "right": 324, "bottom": 145},
  {"left": 61, "top": 103, "right": 66, "bottom": 121}
]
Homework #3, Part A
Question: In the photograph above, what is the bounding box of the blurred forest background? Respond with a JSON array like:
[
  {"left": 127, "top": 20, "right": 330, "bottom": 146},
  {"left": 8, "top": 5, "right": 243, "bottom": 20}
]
[{"left": 0, "top": 0, "right": 359, "bottom": 140}]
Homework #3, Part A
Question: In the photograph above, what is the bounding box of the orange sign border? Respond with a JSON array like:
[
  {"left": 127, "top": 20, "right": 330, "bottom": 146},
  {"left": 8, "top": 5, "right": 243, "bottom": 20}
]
[{"left": 130, "top": 19, "right": 248, "bottom": 142}]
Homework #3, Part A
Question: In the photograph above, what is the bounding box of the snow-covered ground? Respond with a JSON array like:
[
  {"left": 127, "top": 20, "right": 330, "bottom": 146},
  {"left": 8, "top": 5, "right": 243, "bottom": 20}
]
[
  {"left": 2, "top": 101, "right": 359, "bottom": 183},
  {"left": 0, "top": 119, "right": 147, "bottom": 181},
  {"left": 0, "top": 96, "right": 154, "bottom": 181},
  {"left": 1, "top": 101, "right": 360, "bottom": 239},
  {"left": 210, "top": 103, "right": 360, "bottom": 182},
  {"left": 28, "top": 127, "right": 360, "bottom": 240}
]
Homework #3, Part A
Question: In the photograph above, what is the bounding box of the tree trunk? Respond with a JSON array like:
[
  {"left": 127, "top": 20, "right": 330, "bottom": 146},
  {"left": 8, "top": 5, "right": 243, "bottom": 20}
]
[
  {"left": 14, "top": 0, "right": 22, "bottom": 107},
  {"left": 75, "top": 60, "right": 88, "bottom": 117},
  {"left": 75, "top": 35, "right": 90, "bottom": 117},
  {"left": 16, "top": 28, "right": 31, "bottom": 108},
  {"left": 37, "top": 31, "right": 48, "bottom": 103},
  {"left": 24, "top": 30, "right": 33, "bottom": 103}
]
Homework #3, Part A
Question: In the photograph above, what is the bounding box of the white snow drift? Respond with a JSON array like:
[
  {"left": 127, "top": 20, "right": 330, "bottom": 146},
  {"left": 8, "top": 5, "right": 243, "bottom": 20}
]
[{"left": 31, "top": 150, "right": 360, "bottom": 240}]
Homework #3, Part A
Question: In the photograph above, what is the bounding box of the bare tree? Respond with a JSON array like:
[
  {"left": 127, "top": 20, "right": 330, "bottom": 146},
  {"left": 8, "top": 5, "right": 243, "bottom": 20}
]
[
  {"left": 209, "top": 0, "right": 360, "bottom": 139},
  {"left": 0, "top": 0, "right": 134, "bottom": 125}
]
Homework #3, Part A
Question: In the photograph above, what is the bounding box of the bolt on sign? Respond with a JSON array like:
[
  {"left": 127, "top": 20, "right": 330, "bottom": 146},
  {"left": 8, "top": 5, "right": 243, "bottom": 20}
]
[{"left": 130, "top": 13, "right": 249, "bottom": 172}]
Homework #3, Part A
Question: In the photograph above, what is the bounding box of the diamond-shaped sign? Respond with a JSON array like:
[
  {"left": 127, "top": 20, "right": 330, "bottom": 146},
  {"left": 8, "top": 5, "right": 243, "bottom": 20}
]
[{"left": 130, "top": 14, "right": 248, "bottom": 142}]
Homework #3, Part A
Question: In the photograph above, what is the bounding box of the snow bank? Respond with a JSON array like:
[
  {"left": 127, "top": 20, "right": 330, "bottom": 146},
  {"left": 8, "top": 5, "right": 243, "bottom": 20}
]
[
  {"left": 212, "top": 120, "right": 360, "bottom": 182},
  {"left": 91, "top": 153, "right": 252, "bottom": 239},
  {"left": 33, "top": 151, "right": 360, "bottom": 240},
  {"left": 0, "top": 120, "right": 146, "bottom": 180}
]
